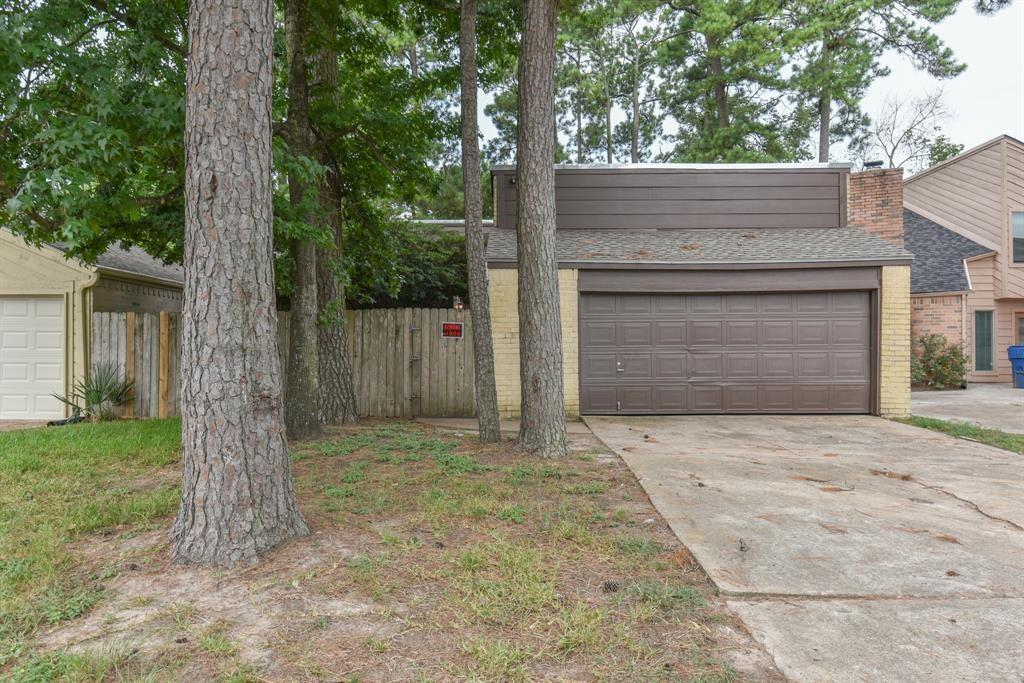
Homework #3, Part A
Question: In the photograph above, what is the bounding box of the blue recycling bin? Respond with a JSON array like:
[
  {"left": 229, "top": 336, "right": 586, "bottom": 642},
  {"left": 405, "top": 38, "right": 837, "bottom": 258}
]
[{"left": 1010, "top": 346, "right": 1024, "bottom": 389}]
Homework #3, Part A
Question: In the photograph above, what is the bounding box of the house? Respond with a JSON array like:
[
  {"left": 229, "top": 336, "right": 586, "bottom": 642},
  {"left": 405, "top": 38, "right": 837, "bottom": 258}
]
[
  {"left": 485, "top": 163, "right": 913, "bottom": 418},
  {"left": 0, "top": 229, "right": 183, "bottom": 420},
  {"left": 902, "top": 135, "right": 1024, "bottom": 383}
]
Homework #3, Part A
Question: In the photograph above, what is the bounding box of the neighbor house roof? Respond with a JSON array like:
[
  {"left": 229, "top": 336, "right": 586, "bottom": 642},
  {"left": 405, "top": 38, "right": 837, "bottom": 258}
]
[
  {"left": 485, "top": 227, "right": 912, "bottom": 268},
  {"left": 903, "top": 209, "right": 993, "bottom": 294},
  {"left": 52, "top": 243, "right": 184, "bottom": 286}
]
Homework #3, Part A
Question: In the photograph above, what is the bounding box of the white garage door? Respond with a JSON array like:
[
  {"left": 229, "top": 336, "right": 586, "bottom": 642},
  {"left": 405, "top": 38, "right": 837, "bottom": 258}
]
[{"left": 0, "top": 296, "right": 66, "bottom": 420}]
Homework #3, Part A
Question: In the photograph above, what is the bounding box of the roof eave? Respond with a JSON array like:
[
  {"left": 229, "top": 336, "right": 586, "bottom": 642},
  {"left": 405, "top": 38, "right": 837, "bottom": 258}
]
[
  {"left": 487, "top": 257, "right": 912, "bottom": 270},
  {"left": 96, "top": 265, "right": 184, "bottom": 289}
]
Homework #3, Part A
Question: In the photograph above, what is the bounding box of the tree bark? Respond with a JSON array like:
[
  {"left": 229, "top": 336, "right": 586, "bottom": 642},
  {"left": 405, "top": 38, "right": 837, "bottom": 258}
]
[
  {"left": 603, "top": 74, "right": 613, "bottom": 163},
  {"left": 516, "top": 0, "right": 567, "bottom": 459},
  {"left": 173, "top": 0, "right": 308, "bottom": 567},
  {"left": 460, "top": 0, "right": 501, "bottom": 443},
  {"left": 283, "top": 0, "right": 321, "bottom": 441},
  {"left": 314, "top": 49, "right": 358, "bottom": 425},
  {"left": 817, "top": 40, "right": 832, "bottom": 162},
  {"left": 630, "top": 53, "right": 640, "bottom": 163}
]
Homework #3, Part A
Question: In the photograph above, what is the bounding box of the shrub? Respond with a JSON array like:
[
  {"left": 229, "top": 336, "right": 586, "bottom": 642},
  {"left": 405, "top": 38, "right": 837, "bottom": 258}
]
[
  {"left": 912, "top": 334, "right": 967, "bottom": 390},
  {"left": 52, "top": 362, "right": 133, "bottom": 421}
]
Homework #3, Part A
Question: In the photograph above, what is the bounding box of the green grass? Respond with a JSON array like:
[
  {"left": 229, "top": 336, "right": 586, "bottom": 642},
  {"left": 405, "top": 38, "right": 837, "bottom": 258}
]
[
  {"left": 901, "top": 416, "right": 1024, "bottom": 454},
  {"left": 0, "top": 419, "right": 182, "bottom": 667}
]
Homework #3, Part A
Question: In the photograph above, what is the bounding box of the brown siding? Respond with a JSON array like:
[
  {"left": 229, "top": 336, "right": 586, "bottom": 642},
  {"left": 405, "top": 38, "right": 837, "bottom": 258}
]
[
  {"left": 92, "top": 275, "right": 182, "bottom": 313},
  {"left": 494, "top": 167, "right": 849, "bottom": 231},
  {"left": 578, "top": 267, "right": 880, "bottom": 293}
]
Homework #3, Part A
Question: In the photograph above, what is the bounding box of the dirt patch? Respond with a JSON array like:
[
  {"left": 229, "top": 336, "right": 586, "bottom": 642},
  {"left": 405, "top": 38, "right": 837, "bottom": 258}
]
[{"left": 20, "top": 420, "right": 780, "bottom": 681}]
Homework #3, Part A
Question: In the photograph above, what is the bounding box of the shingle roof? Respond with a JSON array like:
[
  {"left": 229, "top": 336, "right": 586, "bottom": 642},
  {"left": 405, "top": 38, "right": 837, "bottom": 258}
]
[
  {"left": 486, "top": 227, "right": 912, "bottom": 267},
  {"left": 903, "top": 209, "right": 992, "bottom": 294},
  {"left": 51, "top": 243, "right": 184, "bottom": 285}
]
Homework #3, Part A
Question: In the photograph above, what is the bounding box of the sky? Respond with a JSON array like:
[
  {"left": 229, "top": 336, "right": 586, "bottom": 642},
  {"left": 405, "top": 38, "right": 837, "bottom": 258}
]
[{"left": 478, "top": 1, "right": 1024, "bottom": 163}]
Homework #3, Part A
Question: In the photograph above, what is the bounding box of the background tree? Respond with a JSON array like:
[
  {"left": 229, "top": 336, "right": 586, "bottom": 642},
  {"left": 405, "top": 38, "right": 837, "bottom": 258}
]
[
  {"left": 927, "top": 134, "right": 964, "bottom": 167},
  {"left": 282, "top": 0, "right": 322, "bottom": 440},
  {"left": 173, "top": 0, "right": 307, "bottom": 566},
  {"left": 460, "top": 0, "right": 501, "bottom": 442},
  {"left": 516, "top": 0, "right": 567, "bottom": 459},
  {"left": 851, "top": 90, "right": 952, "bottom": 172}
]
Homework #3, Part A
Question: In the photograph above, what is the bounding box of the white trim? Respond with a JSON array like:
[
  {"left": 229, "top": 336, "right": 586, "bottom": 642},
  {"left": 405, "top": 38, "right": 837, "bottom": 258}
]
[{"left": 963, "top": 258, "right": 974, "bottom": 291}]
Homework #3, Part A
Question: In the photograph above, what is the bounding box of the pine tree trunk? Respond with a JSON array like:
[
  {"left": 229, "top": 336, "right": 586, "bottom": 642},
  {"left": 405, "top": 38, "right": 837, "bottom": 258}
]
[
  {"left": 630, "top": 54, "right": 640, "bottom": 163},
  {"left": 817, "top": 40, "right": 832, "bottom": 162},
  {"left": 516, "top": 0, "right": 567, "bottom": 459},
  {"left": 818, "top": 93, "right": 831, "bottom": 162},
  {"left": 173, "top": 0, "right": 308, "bottom": 567},
  {"left": 604, "top": 75, "right": 613, "bottom": 163},
  {"left": 314, "top": 49, "right": 359, "bottom": 425},
  {"left": 283, "top": 0, "right": 321, "bottom": 441},
  {"left": 460, "top": 0, "right": 501, "bottom": 443}
]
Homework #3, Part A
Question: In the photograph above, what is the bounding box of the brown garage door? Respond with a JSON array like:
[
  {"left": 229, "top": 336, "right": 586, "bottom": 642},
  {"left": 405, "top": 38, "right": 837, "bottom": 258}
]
[{"left": 579, "top": 292, "right": 871, "bottom": 414}]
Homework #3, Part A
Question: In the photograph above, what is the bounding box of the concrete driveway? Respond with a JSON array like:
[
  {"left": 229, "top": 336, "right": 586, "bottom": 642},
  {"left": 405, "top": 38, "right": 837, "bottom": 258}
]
[
  {"left": 586, "top": 415, "right": 1024, "bottom": 682},
  {"left": 913, "top": 384, "right": 1024, "bottom": 434}
]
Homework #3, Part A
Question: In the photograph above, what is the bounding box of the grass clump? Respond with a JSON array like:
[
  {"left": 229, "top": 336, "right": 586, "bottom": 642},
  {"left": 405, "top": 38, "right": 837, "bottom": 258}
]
[
  {"left": 900, "top": 416, "right": 1024, "bottom": 454},
  {"left": 626, "top": 580, "right": 706, "bottom": 614}
]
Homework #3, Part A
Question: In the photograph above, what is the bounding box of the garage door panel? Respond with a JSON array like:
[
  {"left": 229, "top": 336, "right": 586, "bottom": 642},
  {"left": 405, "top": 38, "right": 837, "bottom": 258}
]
[
  {"left": 691, "top": 385, "right": 723, "bottom": 411},
  {"left": 834, "top": 384, "right": 871, "bottom": 411},
  {"left": 797, "top": 352, "right": 830, "bottom": 377},
  {"left": 834, "top": 351, "right": 870, "bottom": 377},
  {"left": 619, "top": 322, "right": 652, "bottom": 346},
  {"left": 655, "top": 296, "right": 687, "bottom": 314},
  {"left": 0, "top": 296, "right": 65, "bottom": 420},
  {"left": 654, "top": 385, "right": 687, "bottom": 411},
  {"left": 796, "top": 320, "right": 829, "bottom": 345},
  {"left": 581, "top": 385, "right": 617, "bottom": 413},
  {"left": 691, "top": 321, "right": 722, "bottom": 345},
  {"left": 654, "top": 353, "right": 687, "bottom": 378},
  {"left": 653, "top": 321, "right": 686, "bottom": 346},
  {"left": 832, "top": 319, "right": 870, "bottom": 345},
  {"left": 582, "top": 321, "right": 616, "bottom": 346},
  {"left": 795, "top": 385, "right": 831, "bottom": 411},
  {"left": 579, "top": 291, "right": 872, "bottom": 415},
  {"left": 725, "top": 353, "right": 757, "bottom": 378},
  {"left": 581, "top": 294, "right": 617, "bottom": 315},
  {"left": 690, "top": 353, "right": 723, "bottom": 378},
  {"left": 761, "top": 321, "right": 795, "bottom": 345},
  {"left": 582, "top": 354, "right": 617, "bottom": 379},
  {"left": 620, "top": 354, "right": 652, "bottom": 378},
  {"left": 724, "top": 385, "right": 758, "bottom": 411},
  {"left": 619, "top": 386, "right": 653, "bottom": 411},
  {"left": 762, "top": 353, "right": 795, "bottom": 377},
  {"left": 725, "top": 321, "right": 757, "bottom": 345}
]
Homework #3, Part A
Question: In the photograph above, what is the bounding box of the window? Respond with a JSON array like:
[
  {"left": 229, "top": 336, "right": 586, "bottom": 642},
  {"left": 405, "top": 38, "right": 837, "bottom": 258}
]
[
  {"left": 1014, "top": 212, "right": 1024, "bottom": 263},
  {"left": 974, "top": 310, "right": 995, "bottom": 372}
]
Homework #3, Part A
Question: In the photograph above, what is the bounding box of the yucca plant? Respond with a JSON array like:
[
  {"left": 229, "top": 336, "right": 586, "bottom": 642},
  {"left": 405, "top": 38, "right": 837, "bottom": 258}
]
[{"left": 52, "top": 362, "right": 134, "bottom": 421}]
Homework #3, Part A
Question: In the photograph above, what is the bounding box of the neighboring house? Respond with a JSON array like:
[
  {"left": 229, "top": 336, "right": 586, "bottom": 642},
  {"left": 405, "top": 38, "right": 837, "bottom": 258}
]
[
  {"left": 485, "top": 163, "right": 913, "bottom": 418},
  {"left": 902, "top": 135, "right": 1024, "bottom": 383},
  {"left": 0, "top": 229, "right": 183, "bottom": 420}
]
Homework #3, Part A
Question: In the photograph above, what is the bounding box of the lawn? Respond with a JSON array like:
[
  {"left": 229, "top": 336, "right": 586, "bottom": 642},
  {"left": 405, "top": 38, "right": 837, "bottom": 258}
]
[
  {"left": 901, "top": 416, "right": 1024, "bottom": 454},
  {"left": 0, "top": 419, "right": 772, "bottom": 682}
]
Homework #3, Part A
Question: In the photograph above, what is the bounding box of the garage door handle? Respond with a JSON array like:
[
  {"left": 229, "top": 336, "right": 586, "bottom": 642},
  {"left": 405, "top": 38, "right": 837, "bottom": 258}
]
[{"left": 616, "top": 367, "right": 625, "bottom": 372}]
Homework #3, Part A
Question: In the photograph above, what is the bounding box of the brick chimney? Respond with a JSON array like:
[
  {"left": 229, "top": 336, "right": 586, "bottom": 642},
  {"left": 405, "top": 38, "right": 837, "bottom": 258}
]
[{"left": 847, "top": 167, "right": 904, "bottom": 247}]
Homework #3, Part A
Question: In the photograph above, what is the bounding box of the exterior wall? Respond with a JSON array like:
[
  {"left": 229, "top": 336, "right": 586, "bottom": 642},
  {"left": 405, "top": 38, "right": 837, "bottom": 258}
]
[
  {"left": 1004, "top": 138, "right": 1024, "bottom": 299},
  {"left": 493, "top": 166, "right": 849, "bottom": 230},
  {"left": 848, "top": 168, "right": 904, "bottom": 246},
  {"left": 911, "top": 294, "right": 965, "bottom": 346},
  {"left": 961, "top": 255, "right": 1024, "bottom": 383},
  {"left": 879, "top": 265, "right": 912, "bottom": 418},
  {"left": 92, "top": 275, "right": 183, "bottom": 313},
  {"left": 488, "top": 268, "right": 580, "bottom": 418},
  {"left": 0, "top": 230, "right": 98, "bottom": 412}
]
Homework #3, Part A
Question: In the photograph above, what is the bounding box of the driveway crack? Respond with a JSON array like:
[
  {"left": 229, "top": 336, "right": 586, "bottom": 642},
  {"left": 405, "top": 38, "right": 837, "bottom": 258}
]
[{"left": 910, "top": 480, "right": 1023, "bottom": 532}]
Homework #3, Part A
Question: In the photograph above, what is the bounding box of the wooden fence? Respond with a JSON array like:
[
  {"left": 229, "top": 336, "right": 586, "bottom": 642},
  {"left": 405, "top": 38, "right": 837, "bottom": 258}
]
[
  {"left": 91, "top": 308, "right": 475, "bottom": 419},
  {"left": 91, "top": 311, "right": 181, "bottom": 418}
]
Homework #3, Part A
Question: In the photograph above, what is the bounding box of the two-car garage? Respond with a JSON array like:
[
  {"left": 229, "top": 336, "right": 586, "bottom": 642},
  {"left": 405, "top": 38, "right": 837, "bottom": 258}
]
[{"left": 578, "top": 290, "right": 872, "bottom": 414}]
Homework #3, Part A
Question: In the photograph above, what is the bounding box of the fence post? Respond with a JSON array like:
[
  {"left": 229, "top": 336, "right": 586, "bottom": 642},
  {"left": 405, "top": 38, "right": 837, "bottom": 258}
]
[
  {"left": 158, "top": 311, "right": 169, "bottom": 418},
  {"left": 124, "top": 312, "right": 135, "bottom": 418}
]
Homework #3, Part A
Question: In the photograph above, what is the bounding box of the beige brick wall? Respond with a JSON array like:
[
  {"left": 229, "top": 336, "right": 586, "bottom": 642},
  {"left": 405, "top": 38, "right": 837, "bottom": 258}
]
[
  {"left": 488, "top": 268, "right": 579, "bottom": 418},
  {"left": 911, "top": 294, "right": 965, "bottom": 347},
  {"left": 880, "top": 265, "right": 912, "bottom": 417}
]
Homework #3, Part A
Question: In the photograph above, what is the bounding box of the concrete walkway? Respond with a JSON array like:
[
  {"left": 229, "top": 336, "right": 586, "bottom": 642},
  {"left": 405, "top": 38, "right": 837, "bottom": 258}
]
[
  {"left": 913, "top": 384, "right": 1024, "bottom": 433},
  {"left": 586, "top": 414, "right": 1024, "bottom": 682}
]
